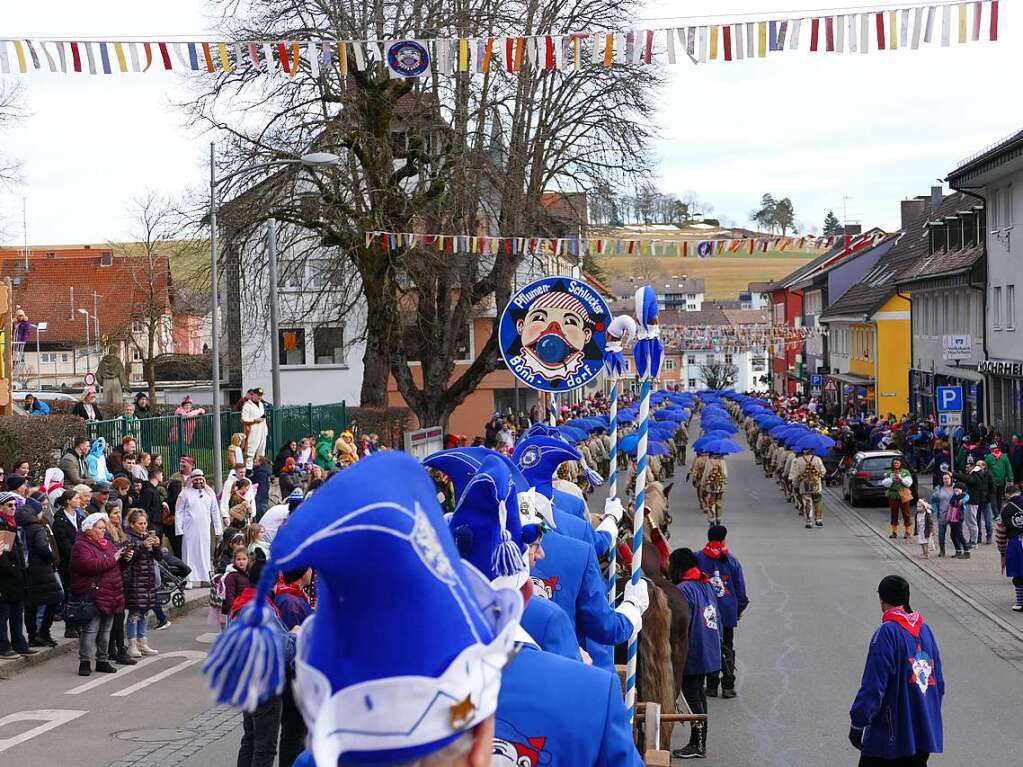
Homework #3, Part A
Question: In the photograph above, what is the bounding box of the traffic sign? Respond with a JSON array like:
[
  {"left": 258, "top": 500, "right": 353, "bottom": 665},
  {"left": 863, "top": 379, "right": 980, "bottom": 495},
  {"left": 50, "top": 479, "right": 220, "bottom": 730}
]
[
  {"left": 823, "top": 378, "right": 838, "bottom": 393},
  {"left": 939, "top": 412, "right": 962, "bottom": 427},
  {"left": 811, "top": 374, "right": 823, "bottom": 386},
  {"left": 83, "top": 372, "right": 96, "bottom": 387},
  {"left": 936, "top": 385, "right": 963, "bottom": 413}
]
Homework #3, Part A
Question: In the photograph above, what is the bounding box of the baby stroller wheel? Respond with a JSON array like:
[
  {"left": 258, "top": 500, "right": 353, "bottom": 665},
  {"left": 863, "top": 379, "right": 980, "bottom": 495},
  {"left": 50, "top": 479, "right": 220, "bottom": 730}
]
[{"left": 172, "top": 591, "right": 186, "bottom": 608}]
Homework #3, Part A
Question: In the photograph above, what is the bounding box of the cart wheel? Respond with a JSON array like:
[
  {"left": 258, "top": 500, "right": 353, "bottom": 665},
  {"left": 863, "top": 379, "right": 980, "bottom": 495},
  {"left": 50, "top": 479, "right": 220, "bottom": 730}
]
[{"left": 172, "top": 591, "right": 186, "bottom": 607}]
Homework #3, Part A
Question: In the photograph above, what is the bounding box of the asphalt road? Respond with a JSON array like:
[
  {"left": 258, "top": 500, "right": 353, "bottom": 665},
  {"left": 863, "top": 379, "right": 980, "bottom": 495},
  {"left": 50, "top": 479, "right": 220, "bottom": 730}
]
[
  {"left": 664, "top": 440, "right": 1022, "bottom": 764},
  {"left": 2, "top": 443, "right": 1021, "bottom": 766}
]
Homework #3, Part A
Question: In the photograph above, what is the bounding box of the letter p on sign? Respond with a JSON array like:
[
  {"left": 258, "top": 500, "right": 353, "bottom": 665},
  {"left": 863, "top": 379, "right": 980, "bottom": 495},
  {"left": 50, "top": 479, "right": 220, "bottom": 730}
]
[{"left": 937, "top": 386, "right": 963, "bottom": 413}]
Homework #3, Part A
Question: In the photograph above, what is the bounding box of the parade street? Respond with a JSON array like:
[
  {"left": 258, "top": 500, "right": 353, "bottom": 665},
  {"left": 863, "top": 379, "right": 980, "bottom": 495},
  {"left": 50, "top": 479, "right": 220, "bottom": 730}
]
[{"left": 0, "top": 435, "right": 1017, "bottom": 766}]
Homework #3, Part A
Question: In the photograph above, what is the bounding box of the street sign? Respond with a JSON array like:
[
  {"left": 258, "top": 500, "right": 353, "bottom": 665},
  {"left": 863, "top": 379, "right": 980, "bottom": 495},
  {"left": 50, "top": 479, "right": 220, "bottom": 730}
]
[
  {"left": 939, "top": 412, "right": 963, "bottom": 427},
  {"left": 823, "top": 378, "right": 838, "bottom": 393},
  {"left": 83, "top": 372, "right": 96, "bottom": 387},
  {"left": 936, "top": 385, "right": 963, "bottom": 413},
  {"left": 942, "top": 335, "right": 973, "bottom": 361},
  {"left": 811, "top": 374, "right": 823, "bottom": 386}
]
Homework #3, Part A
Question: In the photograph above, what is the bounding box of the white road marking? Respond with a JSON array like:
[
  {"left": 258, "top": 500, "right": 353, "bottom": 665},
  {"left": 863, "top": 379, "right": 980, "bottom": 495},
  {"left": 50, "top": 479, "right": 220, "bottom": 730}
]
[
  {"left": 0, "top": 709, "right": 88, "bottom": 753},
  {"left": 196, "top": 632, "right": 219, "bottom": 644},
  {"left": 65, "top": 650, "right": 207, "bottom": 696},
  {"left": 112, "top": 656, "right": 206, "bottom": 697}
]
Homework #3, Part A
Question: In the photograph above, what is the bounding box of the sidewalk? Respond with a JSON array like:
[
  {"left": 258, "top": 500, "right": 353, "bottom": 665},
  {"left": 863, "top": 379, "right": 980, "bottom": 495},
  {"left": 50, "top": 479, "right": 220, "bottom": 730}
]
[
  {"left": 0, "top": 586, "right": 208, "bottom": 680},
  {"left": 826, "top": 485, "right": 1022, "bottom": 632}
]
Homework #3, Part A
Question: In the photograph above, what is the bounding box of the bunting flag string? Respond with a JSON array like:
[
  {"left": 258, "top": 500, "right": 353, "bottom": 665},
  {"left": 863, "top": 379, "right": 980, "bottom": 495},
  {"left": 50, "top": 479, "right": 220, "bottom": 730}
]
[
  {"left": 363, "top": 229, "right": 890, "bottom": 258},
  {"left": 0, "top": 1, "right": 999, "bottom": 79}
]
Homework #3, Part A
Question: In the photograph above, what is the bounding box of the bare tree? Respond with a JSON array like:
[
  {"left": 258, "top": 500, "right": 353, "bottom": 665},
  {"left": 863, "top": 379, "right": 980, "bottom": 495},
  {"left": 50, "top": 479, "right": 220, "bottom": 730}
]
[
  {"left": 113, "top": 191, "right": 205, "bottom": 402},
  {"left": 699, "top": 360, "right": 738, "bottom": 390},
  {"left": 632, "top": 250, "right": 664, "bottom": 283},
  {"left": 184, "top": 0, "right": 660, "bottom": 428},
  {"left": 0, "top": 82, "right": 25, "bottom": 188}
]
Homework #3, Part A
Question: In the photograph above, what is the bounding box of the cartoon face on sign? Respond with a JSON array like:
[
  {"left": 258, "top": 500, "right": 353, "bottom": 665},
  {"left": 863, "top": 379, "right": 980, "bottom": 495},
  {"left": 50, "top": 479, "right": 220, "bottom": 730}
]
[{"left": 499, "top": 277, "right": 610, "bottom": 393}]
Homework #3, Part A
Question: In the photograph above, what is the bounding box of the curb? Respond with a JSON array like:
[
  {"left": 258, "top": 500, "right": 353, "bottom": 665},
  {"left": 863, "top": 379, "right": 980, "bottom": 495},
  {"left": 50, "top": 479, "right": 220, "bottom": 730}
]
[
  {"left": 0, "top": 590, "right": 209, "bottom": 681},
  {"left": 824, "top": 484, "right": 1023, "bottom": 645}
]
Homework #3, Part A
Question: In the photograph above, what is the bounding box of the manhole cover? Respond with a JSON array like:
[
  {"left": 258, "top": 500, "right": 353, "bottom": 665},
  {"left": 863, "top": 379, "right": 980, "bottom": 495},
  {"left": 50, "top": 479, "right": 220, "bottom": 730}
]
[{"left": 114, "top": 728, "right": 198, "bottom": 743}]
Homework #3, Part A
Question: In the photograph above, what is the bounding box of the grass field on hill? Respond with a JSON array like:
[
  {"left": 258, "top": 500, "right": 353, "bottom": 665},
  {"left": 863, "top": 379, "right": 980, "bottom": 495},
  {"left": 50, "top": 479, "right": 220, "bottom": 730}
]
[{"left": 598, "top": 250, "right": 817, "bottom": 300}]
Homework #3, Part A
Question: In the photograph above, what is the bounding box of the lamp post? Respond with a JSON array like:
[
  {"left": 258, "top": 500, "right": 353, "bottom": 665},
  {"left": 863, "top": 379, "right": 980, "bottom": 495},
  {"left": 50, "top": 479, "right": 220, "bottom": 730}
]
[
  {"left": 78, "top": 308, "right": 92, "bottom": 376},
  {"left": 34, "top": 321, "right": 47, "bottom": 390},
  {"left": 208, "top": 143, "right": 342, "bottom": 488}
]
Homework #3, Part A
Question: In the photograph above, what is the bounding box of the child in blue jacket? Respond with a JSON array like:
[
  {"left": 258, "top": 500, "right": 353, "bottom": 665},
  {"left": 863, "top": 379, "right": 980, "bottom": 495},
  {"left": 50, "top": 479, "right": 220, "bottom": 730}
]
[
  {"left": 670, "top": 547, "right": 721, "bottom": 760},
  {"left": 850, "top": 575, "right": 943, "bottom": 765}
]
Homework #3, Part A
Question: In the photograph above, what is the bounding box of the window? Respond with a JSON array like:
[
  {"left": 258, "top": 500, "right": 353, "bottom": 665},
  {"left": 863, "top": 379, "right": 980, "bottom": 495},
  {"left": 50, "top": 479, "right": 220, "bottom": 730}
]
[
  {"left": 131, "top": 347, "right": 142, "bottom": 362},
  {"left": 991, "top": 188, "right": 1001, "bottom": 229},
  {"left": 687, "top": 354, "right": 696, "bottom": 365},
  {"left": 688, "top": 378, "right": 697, "bottom": 389},
  {"left": 930, "top": 295, "right": 938, "bottom": 336},
  {"left": 313, "top": 326, "right": 345, "bottom": 365},
  {"left": 1006, "top": 185, "right": 1014, "bottom": 228},
  {"left": 100, "top": 251, "right": 113, "bottom": 267},
  {"left": 62, "top": 353, "right": 70, "bottom": 363},
  {"left": 1008, "top": 285, "right": 1016, "bottom": 330},
  {"left": 665, "top": 358, "right": 676, "bottom": 371},
  {"left": 994, "top": 286, "right": 1003, "bottom": 330},
  {"left": 942, "top": 294, "right": 950, "bottom": 335},
  {"left": 132, "top": 320, "right": 144, "bottom": 333},
  {"left": 279, "top": 328, "right": 307, "bottom": 365},
  {"left": 724, "top": 353, "right": 733, "bottom": 365}
]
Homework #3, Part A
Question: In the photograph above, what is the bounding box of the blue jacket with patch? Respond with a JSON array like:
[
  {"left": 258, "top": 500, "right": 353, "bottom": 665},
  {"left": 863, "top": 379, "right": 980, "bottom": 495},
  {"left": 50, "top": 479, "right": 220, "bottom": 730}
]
[
  {"left": 695, "top": 548, "right": 749, "bottom": 628},
  {"left": 531, "top": 532, "right": 633, "bottom": 671},
  {"left": 521, "top": 596, "right": 582, "bottom": 662},
  {"left": 850, "top": 613, "right": 944, "bottom": 759},
  {"left": 678, "top": 579, "right": 721, "bottom": 676},
  {"left": 496, "top": 641, "right": 643, "bottom": 767}
]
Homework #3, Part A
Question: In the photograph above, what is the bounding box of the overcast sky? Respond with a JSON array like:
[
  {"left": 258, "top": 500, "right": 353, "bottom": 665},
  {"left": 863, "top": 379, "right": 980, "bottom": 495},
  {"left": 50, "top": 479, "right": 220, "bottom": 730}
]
[{"left": 0, "top": 0, "right": 1020, "bottom": 243}]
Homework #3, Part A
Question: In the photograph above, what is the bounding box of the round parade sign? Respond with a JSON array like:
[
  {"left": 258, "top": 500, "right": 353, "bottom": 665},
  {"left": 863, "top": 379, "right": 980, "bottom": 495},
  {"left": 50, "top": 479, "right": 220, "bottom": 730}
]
[{"left": 499, "top": 276, "right": 611, "bottom": 392}]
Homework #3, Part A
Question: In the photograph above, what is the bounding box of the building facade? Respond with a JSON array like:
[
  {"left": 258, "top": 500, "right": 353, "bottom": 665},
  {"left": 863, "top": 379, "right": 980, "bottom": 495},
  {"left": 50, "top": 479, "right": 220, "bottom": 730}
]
[{"left": 948, "top": 131, "right": 1023, "bottom": 436}]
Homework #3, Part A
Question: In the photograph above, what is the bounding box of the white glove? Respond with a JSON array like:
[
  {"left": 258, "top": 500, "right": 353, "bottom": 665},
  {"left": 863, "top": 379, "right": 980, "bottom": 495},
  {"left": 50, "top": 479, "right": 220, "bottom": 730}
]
[
  {"left": 616, "top": 601, "right": 642, "bottom": 639},
  {"left": 596, "top": 515, "right": 618, "bottom": 542},
  {"left": 623, "top": 578, "right": 650, "bottom": 614},
  {"left": 603, "top": 497, "right": 624, "bottom": 523},
  {"left": 881, "top": 477, "right": 893, "bottom": 488},
  {"left": 901, "top": 475, "right": 913, "bottom": 487}
]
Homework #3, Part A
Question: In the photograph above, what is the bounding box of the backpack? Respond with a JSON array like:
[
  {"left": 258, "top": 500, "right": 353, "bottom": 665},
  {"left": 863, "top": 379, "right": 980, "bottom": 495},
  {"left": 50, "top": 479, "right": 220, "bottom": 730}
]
[
  {"left": 705, "top": 464, "right": 726, "bottom": 495},
  {"left": 798, "top": 458, "right": 821, "bottom": 495}
]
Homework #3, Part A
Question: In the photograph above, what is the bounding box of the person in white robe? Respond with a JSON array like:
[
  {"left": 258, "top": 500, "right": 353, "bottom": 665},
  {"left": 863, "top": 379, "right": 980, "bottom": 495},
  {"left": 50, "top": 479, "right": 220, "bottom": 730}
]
[
  {"left": 174, "top": 470, "right": 223, "bottom": 587},
  {"left": 240, "top": 389, "right": 268, "bottom": 471},
  {"left": 218, "top": 464, "right": 255, "bottom": 523}
]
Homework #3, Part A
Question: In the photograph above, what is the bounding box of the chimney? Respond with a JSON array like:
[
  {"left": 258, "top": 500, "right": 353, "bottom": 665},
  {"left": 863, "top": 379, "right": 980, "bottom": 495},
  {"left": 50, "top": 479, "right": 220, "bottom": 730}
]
[
  {"left": 930, "top": 185, "right": 943, "bottom": 213},
  {"left": 900, "top": 198, "right": 927, "bottom": 229}
]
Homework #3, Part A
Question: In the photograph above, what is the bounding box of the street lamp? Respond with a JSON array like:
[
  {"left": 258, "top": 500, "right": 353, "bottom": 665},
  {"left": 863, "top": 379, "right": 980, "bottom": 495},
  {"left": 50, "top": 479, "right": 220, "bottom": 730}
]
[
  {"left": 78, "top": 308, "right": 92, "bottom": 375},
  {"left": 208, "top": 143, "right": 341, "bottom": 488},
  {"left": 34, "top": 321, "right": 47, "bottom": 390}
]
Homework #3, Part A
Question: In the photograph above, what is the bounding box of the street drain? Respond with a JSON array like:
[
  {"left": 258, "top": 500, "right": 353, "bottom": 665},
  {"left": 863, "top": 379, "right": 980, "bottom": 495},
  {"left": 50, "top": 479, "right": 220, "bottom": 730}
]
[{"left": 114, "top": 728, "right": 198, "bottom": 743}]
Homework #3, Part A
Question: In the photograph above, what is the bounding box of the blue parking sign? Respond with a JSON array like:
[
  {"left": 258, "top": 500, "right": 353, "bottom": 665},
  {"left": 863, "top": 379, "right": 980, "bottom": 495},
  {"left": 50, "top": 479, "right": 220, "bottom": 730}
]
[{"left": 936, "top": 385, "right": 963, "bottom": 413}]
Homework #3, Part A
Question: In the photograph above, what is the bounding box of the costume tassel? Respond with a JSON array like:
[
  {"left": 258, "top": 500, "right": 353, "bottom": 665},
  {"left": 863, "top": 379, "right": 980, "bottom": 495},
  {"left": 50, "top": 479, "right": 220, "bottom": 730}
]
[{"left": 492, "top": 528, "right": 523, "bottom": 579}]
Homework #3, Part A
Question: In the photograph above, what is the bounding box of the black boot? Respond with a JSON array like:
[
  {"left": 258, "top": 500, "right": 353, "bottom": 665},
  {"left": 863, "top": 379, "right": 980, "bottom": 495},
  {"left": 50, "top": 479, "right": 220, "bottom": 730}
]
[
  {"left": 38, "top": 633, "right": 58, "bottom": 648},
  {"left": 95, "top": 661, "right": 118, "bottom": 673},
  {"left": 672, "top": 722, "right": 707, "bottom": 759},
  {"left": 116, "top": 648, "right": 138, "bottom": 666},
  {"left": 78, "top": 661, "right": 92, "bottom": 677}
]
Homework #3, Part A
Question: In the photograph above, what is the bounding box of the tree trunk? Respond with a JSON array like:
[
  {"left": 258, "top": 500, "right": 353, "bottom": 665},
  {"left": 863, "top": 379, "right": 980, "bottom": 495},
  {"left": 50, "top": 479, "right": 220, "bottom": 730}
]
[{"left": 359, "top": 335, "right": 390, "bottom": 408}]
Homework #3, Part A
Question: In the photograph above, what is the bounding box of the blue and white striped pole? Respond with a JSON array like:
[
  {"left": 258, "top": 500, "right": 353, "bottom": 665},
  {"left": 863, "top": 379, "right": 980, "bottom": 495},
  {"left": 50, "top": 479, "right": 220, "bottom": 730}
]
[
  {"left": 549, "top": 393, "right": 558, "bottom": 427},
  {"left": 607, "top": 376, "right": 619, "bottom": 604},
  {"left": 625, "top": 375, "right": 651, "bottom": 725}
]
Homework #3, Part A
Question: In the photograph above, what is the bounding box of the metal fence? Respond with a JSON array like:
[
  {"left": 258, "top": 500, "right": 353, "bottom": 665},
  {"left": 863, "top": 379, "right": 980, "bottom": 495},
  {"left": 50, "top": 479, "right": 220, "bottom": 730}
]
[{"left": 86, "top": 401, "right": 347, "bottom": 476}]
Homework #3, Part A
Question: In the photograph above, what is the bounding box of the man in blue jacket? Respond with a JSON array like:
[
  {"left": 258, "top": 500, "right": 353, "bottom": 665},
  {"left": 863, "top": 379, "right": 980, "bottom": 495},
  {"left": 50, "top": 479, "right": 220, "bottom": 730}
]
[
  {"left": 695, "top": 524, "right": 749, "bottom": 699},
  {"left": 849, "top": 575, "right": 943, "bottom": 766},
  {"left": 670, "top": 547, "right": 721, "bottom": 760}
]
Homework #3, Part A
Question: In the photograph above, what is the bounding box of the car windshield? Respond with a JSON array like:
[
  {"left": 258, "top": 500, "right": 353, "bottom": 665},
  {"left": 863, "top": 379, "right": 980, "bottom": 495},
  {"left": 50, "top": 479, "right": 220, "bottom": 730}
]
[{"left": 861, "top": 457, "right": 902, "bottom": 472}]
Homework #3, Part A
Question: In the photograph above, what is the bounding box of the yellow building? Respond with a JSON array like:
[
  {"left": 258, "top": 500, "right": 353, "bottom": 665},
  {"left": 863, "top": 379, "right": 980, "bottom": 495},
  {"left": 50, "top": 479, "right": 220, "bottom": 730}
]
[{"left": 819, "top": 196, "right": 935, "bottom": 418}]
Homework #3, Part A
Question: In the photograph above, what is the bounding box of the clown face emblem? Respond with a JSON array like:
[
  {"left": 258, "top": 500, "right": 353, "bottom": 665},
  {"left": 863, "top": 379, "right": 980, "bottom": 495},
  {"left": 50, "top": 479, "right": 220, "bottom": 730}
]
[
  {"left": 702, "top": 604, "right": 719, "bottom": 631},
  {"left": 493, "top": 732, "right": 548, "bottom": 766},
  {"left": 908, "top": 651, "right": 936, "bottom": 695},
  {"left": 386, "top": 40, "right": 431, "bottom": 77},
  {"left": 531, "top": 575, "right": 558, "bottom": 599},
  {"left": 499, "top": 277, "right": 610, "bottom": 393},
  {"left": 519, "top": 446, "right": 541, "bottom": 470}
]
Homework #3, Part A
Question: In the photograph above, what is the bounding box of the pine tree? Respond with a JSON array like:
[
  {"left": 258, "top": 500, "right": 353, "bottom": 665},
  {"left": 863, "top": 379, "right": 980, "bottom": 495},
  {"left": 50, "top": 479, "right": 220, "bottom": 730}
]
[{"left": 823, "top": 210, "right": 842, "bottom": 235}]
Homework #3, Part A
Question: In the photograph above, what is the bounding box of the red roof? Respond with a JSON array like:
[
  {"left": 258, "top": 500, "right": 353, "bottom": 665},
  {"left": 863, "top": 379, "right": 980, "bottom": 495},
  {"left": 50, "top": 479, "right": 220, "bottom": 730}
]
[{"left": 1, "top": 248, "right": 171, "bottom": 345}]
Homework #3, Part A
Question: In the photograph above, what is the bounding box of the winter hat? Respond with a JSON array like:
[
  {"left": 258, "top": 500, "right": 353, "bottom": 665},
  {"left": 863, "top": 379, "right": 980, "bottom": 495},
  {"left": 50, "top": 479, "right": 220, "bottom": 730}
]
[
  {"left": 512, "top": 435, "right": 582, "bottom": 499},
  {"left": 878, "top": 574, "right": 911, "bottom": 609},
  {"left": 633, "top": 285, "right": 663, "bottom": 379},
  {"left": 604, "top": 315, "right": 637, "bottom": 378},
  {"left": 81, "top": 512, "right": 108, "bottom": 531},
  {"left": 6, "top": 475, "right": 27, "bottom": 492},
  {"left": 287, "top": 488, "right": 304, "bottom": 512},
  {"left": 448, "top": 454, "right": 530, "bottom": 590},
  {"left": 0, "top": 491, "right": 17, "bottom": 505},
  {"left": 202, "top": 452, "right": 521, "bottom": 767}
]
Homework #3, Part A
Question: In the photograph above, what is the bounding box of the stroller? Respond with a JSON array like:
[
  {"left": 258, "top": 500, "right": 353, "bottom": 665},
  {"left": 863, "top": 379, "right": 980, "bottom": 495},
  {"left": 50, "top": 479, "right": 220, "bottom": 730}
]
[
  {"left": 825, "top": 454, "right": 852, "bottom": 487},
  {"left": 156, "top": 549, "right": 190, "bottom": 609}
]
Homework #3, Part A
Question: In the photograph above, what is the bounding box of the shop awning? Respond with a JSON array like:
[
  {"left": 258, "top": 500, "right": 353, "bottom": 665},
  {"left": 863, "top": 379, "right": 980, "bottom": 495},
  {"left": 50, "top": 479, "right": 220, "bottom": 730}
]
[{"left": 829, "top": 372, "right": 875, "bottom": 386}]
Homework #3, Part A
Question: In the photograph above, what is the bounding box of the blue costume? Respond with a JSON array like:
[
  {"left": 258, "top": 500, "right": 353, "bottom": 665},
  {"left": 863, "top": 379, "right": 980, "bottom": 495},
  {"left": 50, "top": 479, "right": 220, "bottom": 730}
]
[
  {"left": 850, "top": 609, "right": 944, "bottom": 760},
  {"left": 521, "top": 597, "right": 582, "bottom": 662},
  {"left": 553, "top": 486, "right": 588, "bottom": 520},
  {"left": 494, "top": 640, "right": 643, "bottom": 767},
  {"left": 678, "top": 577, "right": 722, "bottom": 676},
  {"left": 695, "top": 545, "right": 749, "bottom": 628}
]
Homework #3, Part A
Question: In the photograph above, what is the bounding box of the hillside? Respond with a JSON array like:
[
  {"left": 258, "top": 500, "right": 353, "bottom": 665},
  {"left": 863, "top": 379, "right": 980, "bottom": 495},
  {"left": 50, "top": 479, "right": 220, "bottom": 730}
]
[{"left": 598, "top": 250, "right": 815, "bottom": 300}]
